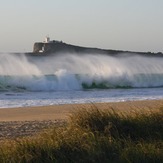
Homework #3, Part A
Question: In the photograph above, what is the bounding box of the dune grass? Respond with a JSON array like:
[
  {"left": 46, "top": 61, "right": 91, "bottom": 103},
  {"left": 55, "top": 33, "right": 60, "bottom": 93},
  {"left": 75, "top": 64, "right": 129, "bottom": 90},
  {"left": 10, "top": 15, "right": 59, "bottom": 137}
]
[{"left": 0, "top": 106, "right": 162, "bottom": 163}]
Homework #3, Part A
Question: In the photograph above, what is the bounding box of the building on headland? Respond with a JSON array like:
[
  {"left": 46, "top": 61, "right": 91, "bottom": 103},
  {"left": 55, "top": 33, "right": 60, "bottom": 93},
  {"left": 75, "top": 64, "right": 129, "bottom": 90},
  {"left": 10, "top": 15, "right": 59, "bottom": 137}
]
[
  {"left": 33, "top": 36, "right": 64, "bottom": 53},
  {"left": 44, "top": 36, "right": 50, "bottom": 43},
  {"left": 38, "top": 36, "right": 51, "bottom": 53}
]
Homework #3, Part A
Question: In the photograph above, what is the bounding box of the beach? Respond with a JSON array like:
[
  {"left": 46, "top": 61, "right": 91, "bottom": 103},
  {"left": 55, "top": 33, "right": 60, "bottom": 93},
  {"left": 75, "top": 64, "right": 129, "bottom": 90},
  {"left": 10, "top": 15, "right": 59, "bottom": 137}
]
[{"left": 0, "top": 99, "right": 163, "bottom": 140}]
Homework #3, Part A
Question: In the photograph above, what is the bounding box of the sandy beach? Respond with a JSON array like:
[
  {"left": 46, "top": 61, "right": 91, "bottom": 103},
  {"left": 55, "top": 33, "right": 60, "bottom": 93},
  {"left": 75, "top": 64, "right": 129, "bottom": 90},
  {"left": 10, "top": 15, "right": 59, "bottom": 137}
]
[
  {"left": 0, "top": 99, "right": 163, "bottom": 139},
  {"left": 1, "top": 99, "right": 163, "bottom": 122}
]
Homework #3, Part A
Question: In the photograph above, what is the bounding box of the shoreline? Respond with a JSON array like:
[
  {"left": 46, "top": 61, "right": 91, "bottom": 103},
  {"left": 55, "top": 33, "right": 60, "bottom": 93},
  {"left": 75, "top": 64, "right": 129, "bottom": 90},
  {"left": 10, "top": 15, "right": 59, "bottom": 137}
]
[
  {"left": 0, "top": 99, "right": 163, "bottom": 140},
  {"left": 0, "top": 99, "right": 163, "bottom": 122}
]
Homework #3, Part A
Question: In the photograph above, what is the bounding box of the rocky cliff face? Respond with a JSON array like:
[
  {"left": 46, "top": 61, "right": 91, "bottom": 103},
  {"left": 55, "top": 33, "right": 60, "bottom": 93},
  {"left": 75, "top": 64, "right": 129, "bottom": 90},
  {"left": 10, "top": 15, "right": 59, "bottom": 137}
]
[{"left": 33, "top": 43, "right": 44, "bottom": 53}]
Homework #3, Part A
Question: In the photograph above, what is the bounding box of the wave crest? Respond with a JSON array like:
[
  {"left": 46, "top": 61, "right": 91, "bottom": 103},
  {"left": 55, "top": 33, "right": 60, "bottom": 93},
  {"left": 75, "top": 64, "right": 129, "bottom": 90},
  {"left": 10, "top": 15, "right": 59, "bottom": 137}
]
[{"left": 0, "top": 53, "right": 163, "bottom": 91}]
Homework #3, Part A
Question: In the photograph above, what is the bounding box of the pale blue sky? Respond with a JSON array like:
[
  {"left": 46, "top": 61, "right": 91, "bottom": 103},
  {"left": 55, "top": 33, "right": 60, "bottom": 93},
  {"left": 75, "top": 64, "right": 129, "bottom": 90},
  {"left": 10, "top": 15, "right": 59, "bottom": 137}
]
[{"left": 0, "top": 0, "right": 163, "bottom": 52}]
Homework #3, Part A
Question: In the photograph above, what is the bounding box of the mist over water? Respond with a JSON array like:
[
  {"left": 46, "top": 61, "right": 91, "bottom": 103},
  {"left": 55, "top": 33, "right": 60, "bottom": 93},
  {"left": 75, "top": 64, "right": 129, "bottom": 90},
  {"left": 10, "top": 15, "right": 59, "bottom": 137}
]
[{"left": 0, "top": 53, "right": 163, "bottom": 91}]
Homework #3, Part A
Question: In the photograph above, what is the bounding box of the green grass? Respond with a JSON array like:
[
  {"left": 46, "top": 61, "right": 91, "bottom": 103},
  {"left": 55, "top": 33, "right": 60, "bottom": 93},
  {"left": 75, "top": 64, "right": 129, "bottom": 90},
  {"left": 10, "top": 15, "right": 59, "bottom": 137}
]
[{"left": 0, "top": 106, "right": 162, "bottom": 163}]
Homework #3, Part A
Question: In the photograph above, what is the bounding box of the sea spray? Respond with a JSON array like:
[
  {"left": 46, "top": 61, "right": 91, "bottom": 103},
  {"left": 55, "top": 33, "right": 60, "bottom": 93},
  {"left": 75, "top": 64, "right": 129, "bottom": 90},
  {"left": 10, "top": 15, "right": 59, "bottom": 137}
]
[
  {"left": 0, "top": 53, "right": 41, "bottom": 75},
  {"left": 0, "top": 53, "right": 163, "bottom": 91}
]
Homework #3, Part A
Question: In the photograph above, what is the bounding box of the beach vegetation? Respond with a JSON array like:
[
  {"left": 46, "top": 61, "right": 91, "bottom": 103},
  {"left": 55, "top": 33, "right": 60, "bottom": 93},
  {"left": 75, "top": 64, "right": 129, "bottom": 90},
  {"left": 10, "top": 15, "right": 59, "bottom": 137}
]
[{"left": 0, "top": 106, "right": 162, "bottom": 162}]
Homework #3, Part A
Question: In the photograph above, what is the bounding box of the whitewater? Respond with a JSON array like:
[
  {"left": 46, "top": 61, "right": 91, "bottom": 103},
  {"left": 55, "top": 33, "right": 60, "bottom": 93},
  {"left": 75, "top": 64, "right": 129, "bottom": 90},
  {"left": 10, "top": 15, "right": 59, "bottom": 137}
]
[{"left": 1, "top": 52, "right": 163, "bottom": 108}]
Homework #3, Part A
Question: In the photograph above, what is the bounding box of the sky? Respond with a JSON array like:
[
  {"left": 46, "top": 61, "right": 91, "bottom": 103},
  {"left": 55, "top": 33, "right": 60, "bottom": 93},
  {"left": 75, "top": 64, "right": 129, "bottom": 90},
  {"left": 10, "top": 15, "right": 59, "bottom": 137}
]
[{"left": 0, "top": 0, "right": 163, "bottom": 53}]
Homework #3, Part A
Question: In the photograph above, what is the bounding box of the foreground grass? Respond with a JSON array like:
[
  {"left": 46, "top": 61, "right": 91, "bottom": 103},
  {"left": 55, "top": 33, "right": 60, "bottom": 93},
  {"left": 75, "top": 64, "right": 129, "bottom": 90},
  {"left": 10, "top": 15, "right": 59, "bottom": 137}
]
[{"left": 0, "top": 106, "right": 163, "bottom": 163}]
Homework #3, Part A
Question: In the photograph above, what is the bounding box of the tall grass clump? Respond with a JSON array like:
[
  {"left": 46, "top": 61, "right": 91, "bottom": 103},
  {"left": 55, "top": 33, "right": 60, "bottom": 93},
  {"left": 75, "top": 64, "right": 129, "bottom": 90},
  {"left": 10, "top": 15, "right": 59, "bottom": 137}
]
[
  {"left": 70, "top": 107, "right": 163, "bottom": 141},
  {"left": 0, "top": 106, "right": 162, "bottom": 162}
]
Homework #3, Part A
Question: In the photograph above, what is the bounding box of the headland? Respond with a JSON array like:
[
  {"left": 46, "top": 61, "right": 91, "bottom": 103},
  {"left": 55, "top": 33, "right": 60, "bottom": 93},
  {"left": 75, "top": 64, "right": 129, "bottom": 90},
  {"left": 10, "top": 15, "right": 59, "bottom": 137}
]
[{"left": 30, "top": 36, "right": 163, "bottom": 57}]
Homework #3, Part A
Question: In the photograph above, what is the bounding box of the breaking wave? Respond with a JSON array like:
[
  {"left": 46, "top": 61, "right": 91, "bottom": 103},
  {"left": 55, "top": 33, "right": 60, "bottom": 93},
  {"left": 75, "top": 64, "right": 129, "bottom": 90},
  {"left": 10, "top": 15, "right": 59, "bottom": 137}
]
[{"left": 0, "top": 53, "right": 163, "bottom": 91}]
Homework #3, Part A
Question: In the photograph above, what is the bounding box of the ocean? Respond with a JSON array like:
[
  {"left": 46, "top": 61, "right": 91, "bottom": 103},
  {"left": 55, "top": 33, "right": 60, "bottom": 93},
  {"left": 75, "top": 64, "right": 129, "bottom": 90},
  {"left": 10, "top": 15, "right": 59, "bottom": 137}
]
[{"left": 1, "top": 53, "right": 163, "bottom": 108}]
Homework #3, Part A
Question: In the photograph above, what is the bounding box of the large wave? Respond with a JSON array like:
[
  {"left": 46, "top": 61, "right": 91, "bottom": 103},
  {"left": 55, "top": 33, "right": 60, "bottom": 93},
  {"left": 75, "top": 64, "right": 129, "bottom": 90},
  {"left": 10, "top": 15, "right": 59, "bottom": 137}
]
[{"left": 0, "top": 53, "right": 163, "bottom": 91}]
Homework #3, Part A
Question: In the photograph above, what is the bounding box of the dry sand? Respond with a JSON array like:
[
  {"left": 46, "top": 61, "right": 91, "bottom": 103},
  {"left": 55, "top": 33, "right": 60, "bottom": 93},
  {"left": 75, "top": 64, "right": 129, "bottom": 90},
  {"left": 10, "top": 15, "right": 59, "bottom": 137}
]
[
  {"left": 0, "top": 99, "right": 163, "bottom": 122},
  {"left": 0, "top": 99, "right": 163, "bottom": 139}
]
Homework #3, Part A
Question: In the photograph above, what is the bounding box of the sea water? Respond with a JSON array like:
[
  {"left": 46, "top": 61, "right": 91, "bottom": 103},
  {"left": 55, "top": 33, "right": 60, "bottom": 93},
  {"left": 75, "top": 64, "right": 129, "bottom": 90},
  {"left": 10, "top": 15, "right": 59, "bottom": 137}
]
[{"left": 0, "top": 53, "right": 163, "bottom": 108}]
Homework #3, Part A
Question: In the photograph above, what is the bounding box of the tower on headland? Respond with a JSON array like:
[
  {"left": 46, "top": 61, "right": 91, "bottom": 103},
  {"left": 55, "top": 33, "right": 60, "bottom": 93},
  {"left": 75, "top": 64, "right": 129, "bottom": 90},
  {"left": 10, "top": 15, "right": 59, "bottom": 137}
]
[
  {"left": 44, "top": 36, "right": 50, "bottom": 43},
  {"left": 33, "top": 36, "right": 64, "bottom": 53}
]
